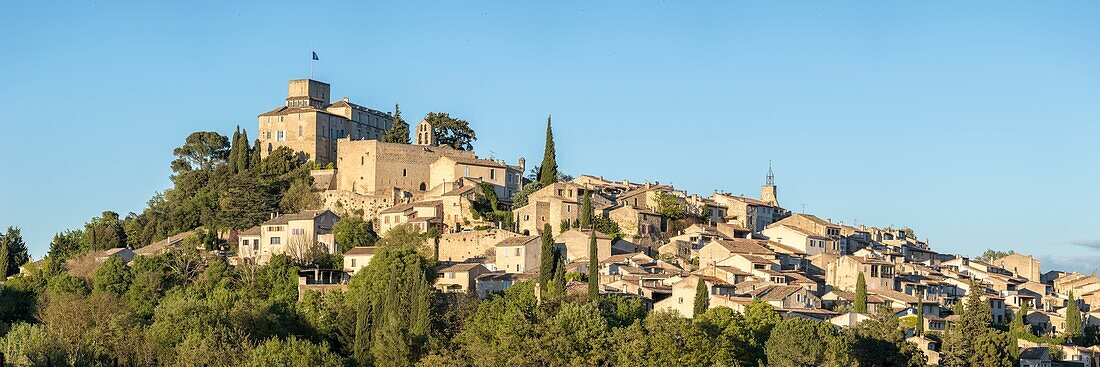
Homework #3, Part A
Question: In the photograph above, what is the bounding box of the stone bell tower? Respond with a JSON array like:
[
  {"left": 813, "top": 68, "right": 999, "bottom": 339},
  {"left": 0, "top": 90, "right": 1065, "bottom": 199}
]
[
  {"left": 415, "top": 119, "right": 436, "bottom": 146},
  {"left": 760, "top": 162, "right": 779, "bottom": 207}
]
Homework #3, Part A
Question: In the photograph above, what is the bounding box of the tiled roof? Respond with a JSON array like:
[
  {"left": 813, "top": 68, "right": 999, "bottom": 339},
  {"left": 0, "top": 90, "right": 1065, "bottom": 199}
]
[
  {"left": 345, "top": 247, "right": 377, "bottom": 256},
  {"left": 496, "top": 236, "right": 539, "bottom": 247},
  {"left": 712, "top": 239, "right": 776, "bottom": 256},
  {"left": 263, "top": 210, "right": 333, "bottom": 225}
]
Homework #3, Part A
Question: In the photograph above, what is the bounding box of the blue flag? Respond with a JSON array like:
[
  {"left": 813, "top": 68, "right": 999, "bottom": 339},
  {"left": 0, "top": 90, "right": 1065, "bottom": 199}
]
[{"left": 312, "top": 52, "right": 319, "bottom": 60}]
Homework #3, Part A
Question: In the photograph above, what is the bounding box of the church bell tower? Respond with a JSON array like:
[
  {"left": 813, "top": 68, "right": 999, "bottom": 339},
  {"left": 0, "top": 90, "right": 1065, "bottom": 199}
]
[{"left": 760, "top": 162, "right": 779, "bottom": 207}]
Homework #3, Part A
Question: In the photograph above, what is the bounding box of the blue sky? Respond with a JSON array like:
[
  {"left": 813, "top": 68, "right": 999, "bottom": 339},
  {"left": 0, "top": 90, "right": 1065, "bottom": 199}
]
[{"left": 1, "top": 2, "right": 1098, "bottom": 273}]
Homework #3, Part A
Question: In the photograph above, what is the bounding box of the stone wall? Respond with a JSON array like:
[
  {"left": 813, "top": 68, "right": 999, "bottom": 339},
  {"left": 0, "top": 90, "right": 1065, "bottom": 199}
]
[
  {"left": 320, "top": 189, "right": 398, "bottom": 220},
  {"left": 435, "top": 229, "right": 522, "bottom": 262},
  {"left": 335, "top": 139, "right": 477, "bottom": 194}
]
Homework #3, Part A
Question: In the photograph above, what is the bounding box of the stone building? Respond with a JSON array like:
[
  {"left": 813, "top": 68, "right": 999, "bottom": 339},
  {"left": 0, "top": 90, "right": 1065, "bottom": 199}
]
[
  {"left": 825, "top": 255, "right": 897, "bottom": 292},
  {"left": 514, "top": 182, "right": 589, "bottom": 235},
  {"left": 994, "top": 253, "right": 1042, "bottom": 282},
  {"left": 258, "top": 79, "right": 393, "bottom": 165},
  {"left": 238, "top": 210, "right": 340, "bottom": 265}
]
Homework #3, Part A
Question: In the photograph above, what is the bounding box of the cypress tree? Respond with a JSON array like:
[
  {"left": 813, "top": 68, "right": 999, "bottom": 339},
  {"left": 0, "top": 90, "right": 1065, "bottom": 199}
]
[
  {"left": 383, "top": 103, "right": 411, "bottom": 144},
  {"left": 916, "top": 295, "right": 925, "bottom": 336},
  {"left": 0, "top": 232, "right": 8, "bottom": 278},
  {"left": 579, "top": 191, "right": 593, "bottom": 230},
  {"left": 538, "top": 115, "right": 558, "bottom": 186},
  {"left": 250, "top": 139, "right": 262, "bottom": 169},
  {"left": 228, "top": 126, "right": 242, "bottom": 173},
  {"left": 587, "top": 229, "right": 598, "bottom": 300},
  {"left": 854, "top": 272, "right": 868, "bottom": 313},
  {"left": 539, "top": 223, "right": 555, "bottom": 292},
  {"left": 237, "top": 129, "right": 250, "bottom": 171},
  {"left": 1010, "top": 301, "right": 1030, "bottom": 335},
  {"left": 1066, "top": 290, "right": 1083, "bottom": 340},
  {"left": 693, "top": 277, "right": 709, "bottom": 317}
]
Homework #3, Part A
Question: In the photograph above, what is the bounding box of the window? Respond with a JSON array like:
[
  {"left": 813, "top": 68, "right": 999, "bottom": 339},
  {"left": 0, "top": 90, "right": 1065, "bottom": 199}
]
[
  {"left": 464, "top": 167, "right": 470, "bottom": 177},
  {"left": 490, "top": 169, "right": 496, "bottom": 180},
  {"left": 447, "top": 273, "right": 455, "bottom": 279},
  {"left": 514, "top": 248, "right": 520, "bottom": 256},
  {"left": 292, "top": 228, "right": 304, "bottom": 235},
  {"left": 276, "top": 131, "right": 286, "bottom": 141},
  {"left": 402, "top": 168, "right": 407, "bottom": 177},
  {"left": 252, "top": 240, "right": 259, "bottom": 251},
  {"left": 351, "top": 259, "right": 357, "bottom": 267},
  {"left": 270, "top": 237, "right": 281, "bottom": 245}
]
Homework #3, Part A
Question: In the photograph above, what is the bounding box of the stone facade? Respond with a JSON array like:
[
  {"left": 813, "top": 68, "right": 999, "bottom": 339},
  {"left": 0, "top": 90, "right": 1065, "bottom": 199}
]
[
  {"left": 258, "top": 79, "right": 393, "bottom": 165},
  {"left": 435, "top": 229, "right": 522, "bottom": 262}
]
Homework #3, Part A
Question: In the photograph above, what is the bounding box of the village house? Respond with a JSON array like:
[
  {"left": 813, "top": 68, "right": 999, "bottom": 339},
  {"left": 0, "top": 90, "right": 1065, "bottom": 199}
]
[
  {"left": 343, "top": 246, "right": 376, "bottom": 275},
  {"left": 653, "top": 274, "right": 736, "bottom": 318},
  {"left": 377, "top": 200, "right": 444, "bottom": 234},
  {"left": 554, "top": 229, "right": 613, "bottom": 263},
  {"left": 761, "top": 224, "right": 842, "bottom": 256},
  {"left": 697, "top": 238, "right": 777, "bottom": 268},
  {"left": 435, "top": 262, "right": 491, "bottom": 293},
  {"left": 238, "top": 210, "right": 340, "bottom": 265},
  {"left": 514, "top": 182, "right": 588, "bottom": 235},
  {"left": 494, "top": 236, "right": 541, "bottom": 274},
  {"left": 825, "top": 255, "right": 897, "bottom": 292}
]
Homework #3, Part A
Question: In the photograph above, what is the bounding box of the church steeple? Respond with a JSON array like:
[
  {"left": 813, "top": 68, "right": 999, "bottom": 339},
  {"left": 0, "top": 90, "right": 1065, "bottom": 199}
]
[{"left": 761, "top": 161, "right": 779, "bottom": 207}]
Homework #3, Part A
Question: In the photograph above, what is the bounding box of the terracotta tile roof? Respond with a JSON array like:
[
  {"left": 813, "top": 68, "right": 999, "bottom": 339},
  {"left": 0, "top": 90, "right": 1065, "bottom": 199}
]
[
  {"left": 495, "top": 236, "right": 539, "bottom": 247},
  {"left": 345, "top": 246, "right": 377, "bottom": 256},
  {"left": 263, "top": 210, "right": 334, "bottom": 225},
  {"left": 440, "top": 262, "right": 484, "bottom": 273},
  {"left": 712, "top": 238, "right": 776, "bottom": 256},
  {"left": 745, "top": 284, "right": 803, "bottom": 301},
  {"left": 447, "top": 156, "right": 507, "bottom": 168}
]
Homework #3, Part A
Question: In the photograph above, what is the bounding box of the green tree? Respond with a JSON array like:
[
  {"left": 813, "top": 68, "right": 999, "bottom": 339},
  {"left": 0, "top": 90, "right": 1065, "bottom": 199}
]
[
  {"left": 352, "top": 246, "right": 435, "bottom": 366},
  {"left": 250, "top": 138, "right": 263, "bottom": 168},
  {"left": 1, "top": 227, "right": 29, "bottom": 277},
  {"left": 654, "top": 191, "right": 687, "bottom": 219},
  {"left": 237, "top": 128, "right": 251, "bottom": 171},
  {"left": 424, "top": 112, "right": 477, "bottom": 151},
  {"left": 1010, "top": 301, "right": 1030, "bottom": 336},
  {"left": 850, "top": 308, "right": 926, "bottom": 367},
  {"left": 1066, "top": 290, "right": 1083, "bottom": 341},
  {"left": 333, "top": 217, "right": 379, "bottom": 253},
  {"left": 539, "top": 224, "right": 555, "bottom": 293},
  {"left": 579, "top": 191, "right": 594, "bottom": 229},
  {"left": 47, "top": 229, "right": 86, "bottom": 262},
  {"left": 383, "top": 103, "right": 411, "bottom": 144},
  {"left": 587, "top": 229, "right": 599, "bottom": 300},
  {"left": 942, "top": 279, "right": 1010, "bottom": 367},
  {"left": 0, "top": 322, "right": 68, "bottom": 366},
  {"left": 171, "top": 131, "right": 230, "bottom": 174},
  {"left": 228, "top": 126, "right": 244, "bottom": 173},
  {"left": 280, "top": 178, "right": 321, "bottom": 213},
  {"left": 693, "top": 278, "right": 709, "bottom": 317},
  {"left": 854, "top": 272, "right": 868, "bottom": 313},
  {"left": 83, "top": 211, "right": 127, "bottom": 251},
  {"left": 92, "top": 255, "right": 132, "bottom": 296},
  {"left": 538, "top": 115, "right": 558, "bottom": 186},
  {"left": 0, "top": 234, "right": 7, "bottom": 280},
  {"left": 765, "top": 317, "right": 852, "bottom": 367},
  {"left": 916, "top": 295, "right": 925, "bottom": 337},
  {"left": 976, "top": 249, "right": 1015, "bottom": 262},
  {"left": 249, "top": 336, "right": 343, "bottom": 367}
]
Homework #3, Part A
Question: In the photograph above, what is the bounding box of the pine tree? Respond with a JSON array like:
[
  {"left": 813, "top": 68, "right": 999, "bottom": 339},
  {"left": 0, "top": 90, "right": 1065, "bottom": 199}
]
[
  {"left": 854, "top": 272, "right": 868, "bottom": 313},
  {"left": 579, "top": 191, "right": 593, "bottom": 230},
  {"left": 587, "top": 229, "right": 598, "bottom": 300},
  {"left": 383, "top": 103, "right": 411, "bottom": 144},
  {"left": 1, "top": 227, "right": 28, "bottom": 277},
  {"left": 538, "top": 115, "right": 558, "bottom": 186},
  {"left": 693, "top": 277, "right": 709, "bottom": 317},
  {"left": 1066, "top": 290, "right": 1083, "bottom": 341},
  {"left": 539, "top": 223, "right": 555, "bottom": 292},
  {"left": 943, "top": 279, "right": 995, "bottom": 367}
]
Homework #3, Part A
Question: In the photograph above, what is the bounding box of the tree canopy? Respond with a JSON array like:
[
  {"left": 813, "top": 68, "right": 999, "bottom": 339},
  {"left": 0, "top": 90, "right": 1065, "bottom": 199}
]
[{"left": 424, "top": 112, "right": 476, "bottom": 151}]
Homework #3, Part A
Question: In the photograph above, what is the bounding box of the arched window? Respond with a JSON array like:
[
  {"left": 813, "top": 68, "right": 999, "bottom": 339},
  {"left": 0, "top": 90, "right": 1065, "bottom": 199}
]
[
  {"left": 403, "top": 168, "right": 407, "bottom": 177},
  {"left": 419, "top": 182, "right": 427, "bottom": 191}
]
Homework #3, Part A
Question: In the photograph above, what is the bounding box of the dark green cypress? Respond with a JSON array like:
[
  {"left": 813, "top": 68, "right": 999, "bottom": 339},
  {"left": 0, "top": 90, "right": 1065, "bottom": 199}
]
[
  {"left": 694, "top": 277, "right": 709, "bottom": 317},
  {"left": 228, "top": 126, "right": 242, "bottom": 173},
  {"left": 237, "top": 129, "right": 250, "bottom": 171},
  {"left": 854, "top": 272, "right": 868, "bottom": 313},
  {"left": 250, "top": 139, "right": 262, "bottom": 169},
  {"left": 539, "top": 223, "right": 555, "bottom": 292},
  {"left": 538, "top": 115, "right": 558, "bottom": 186},
  {"left": 580, "top": 191, "right": 593, "bottom": 229},
  {"left": 383, "top": 103, "right": 411, "bottom": 144},
  {"left": 587, "top": 229, "right": 598, "bottom": 300}
]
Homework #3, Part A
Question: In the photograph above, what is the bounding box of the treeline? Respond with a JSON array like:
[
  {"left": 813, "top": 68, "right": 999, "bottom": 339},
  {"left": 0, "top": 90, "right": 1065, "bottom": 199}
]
[
  {"left": 4, "top": 228, "right": 934, "bottom": 367},
  {"left": 48, "top": 128, "right": 320, "bottom": 263}
]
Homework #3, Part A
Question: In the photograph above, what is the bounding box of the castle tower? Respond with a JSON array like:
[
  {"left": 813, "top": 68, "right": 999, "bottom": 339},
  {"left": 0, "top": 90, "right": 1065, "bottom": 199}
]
[
  {"left": 415, "top": 119, "right": 436, "bottom": 146},
  {"left": 760, "top": 162, "right": 779, "bottom": 207},
  {"left": 285, "top": 79, "right": 330, "bottom": 109}
]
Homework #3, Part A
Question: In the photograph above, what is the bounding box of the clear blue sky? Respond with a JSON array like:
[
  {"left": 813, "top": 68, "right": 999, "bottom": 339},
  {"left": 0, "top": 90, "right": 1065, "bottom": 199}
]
[{"left": 1, "top": 1, "right": 1098, "bottom": 273}]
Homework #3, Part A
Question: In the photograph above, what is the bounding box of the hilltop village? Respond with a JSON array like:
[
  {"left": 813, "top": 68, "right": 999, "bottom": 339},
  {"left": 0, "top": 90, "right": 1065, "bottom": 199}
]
[{"left": 2, "top": 78, "right": 1099, "bottom": 366}]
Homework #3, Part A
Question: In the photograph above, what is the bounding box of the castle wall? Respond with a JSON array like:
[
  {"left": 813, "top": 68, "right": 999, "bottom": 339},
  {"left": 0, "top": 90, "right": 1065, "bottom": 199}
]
[
  {"left": 336, "top": 139, "right": 475, "bottom": 195},
  {"left": 434, "top": 229, "right": 522, "bottom": 262}
]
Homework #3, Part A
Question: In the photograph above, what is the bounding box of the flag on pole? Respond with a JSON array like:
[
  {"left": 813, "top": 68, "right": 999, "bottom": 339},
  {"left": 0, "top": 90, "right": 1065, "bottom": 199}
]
[{"left": 312, "top": 52, "right": 319, "bottom": 60}]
